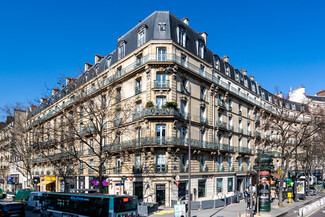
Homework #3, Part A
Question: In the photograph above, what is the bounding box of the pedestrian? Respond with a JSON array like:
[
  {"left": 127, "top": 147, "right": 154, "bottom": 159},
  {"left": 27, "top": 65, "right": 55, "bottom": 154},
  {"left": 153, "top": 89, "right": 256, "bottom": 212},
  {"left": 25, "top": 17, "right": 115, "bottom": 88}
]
[{"left": 244, "top": 187, "right": 250, "bottom": 209}]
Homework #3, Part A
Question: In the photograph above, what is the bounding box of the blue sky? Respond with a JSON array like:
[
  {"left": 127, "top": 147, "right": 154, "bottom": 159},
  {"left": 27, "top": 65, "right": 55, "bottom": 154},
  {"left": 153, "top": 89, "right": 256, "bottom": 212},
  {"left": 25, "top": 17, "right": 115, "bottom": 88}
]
[{"left": 1, "top": 0, "right": 325, "bottom": 120}]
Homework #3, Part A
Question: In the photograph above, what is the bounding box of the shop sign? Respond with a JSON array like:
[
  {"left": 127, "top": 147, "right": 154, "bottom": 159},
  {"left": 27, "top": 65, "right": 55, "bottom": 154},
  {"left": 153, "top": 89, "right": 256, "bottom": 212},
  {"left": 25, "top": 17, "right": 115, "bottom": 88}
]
[
  {"left": 45, "top": 176, "right": 56, "bottom": 181},
  {"left": 129, "top": 177, "right": 134, "bottom": 181},
  {"left": 259, "top": 171, "right": 270, "bottom": 176},
  {"left": 7, "top": 176, "right": 13, "bottom": 184},
  {"left": 175, "top": 181, "right": 180, "bottom": 185}
]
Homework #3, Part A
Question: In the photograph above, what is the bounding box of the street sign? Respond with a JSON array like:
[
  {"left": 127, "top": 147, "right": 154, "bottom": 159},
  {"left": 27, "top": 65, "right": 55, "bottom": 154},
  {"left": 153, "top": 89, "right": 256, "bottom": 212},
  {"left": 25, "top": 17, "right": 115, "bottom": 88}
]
[
  {"left": 175, "top": 175, "right": 180, "bottom": 181},
  {"left": 116, "top": 183, "right": 124, "bottom": 186},
  {"left": 106, "top": 178, "right": 110, "bottom": 183},
  {"left": 129, "top": 177, "right": 134, "bottom": 181},
  {"left": 175, "top": 181, "right": 180, "bottom": 185}
]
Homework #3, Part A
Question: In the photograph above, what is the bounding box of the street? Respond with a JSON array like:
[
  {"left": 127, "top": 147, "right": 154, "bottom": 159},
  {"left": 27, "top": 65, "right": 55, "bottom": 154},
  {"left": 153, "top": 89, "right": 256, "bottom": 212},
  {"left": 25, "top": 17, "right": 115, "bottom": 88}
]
[
  {"left": 308, "top": 206, "right": 325, "bottom": 217},
  {"left": 26, "top": 211, "right": 40, "bottom": 217}
]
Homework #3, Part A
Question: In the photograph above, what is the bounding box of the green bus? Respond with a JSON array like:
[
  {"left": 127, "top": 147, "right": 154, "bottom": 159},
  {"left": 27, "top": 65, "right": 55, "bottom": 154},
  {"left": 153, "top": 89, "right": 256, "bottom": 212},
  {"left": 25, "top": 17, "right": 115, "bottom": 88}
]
[{"left": 41, "top": 192, "right": 138, "bottom": 217}]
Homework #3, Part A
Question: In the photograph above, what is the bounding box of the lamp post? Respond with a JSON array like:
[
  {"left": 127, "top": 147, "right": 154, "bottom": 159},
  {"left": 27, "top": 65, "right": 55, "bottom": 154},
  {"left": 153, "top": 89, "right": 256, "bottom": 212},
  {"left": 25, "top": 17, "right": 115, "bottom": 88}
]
[{"left": 165, "top": 66, "right": 192, "bottom": 217}]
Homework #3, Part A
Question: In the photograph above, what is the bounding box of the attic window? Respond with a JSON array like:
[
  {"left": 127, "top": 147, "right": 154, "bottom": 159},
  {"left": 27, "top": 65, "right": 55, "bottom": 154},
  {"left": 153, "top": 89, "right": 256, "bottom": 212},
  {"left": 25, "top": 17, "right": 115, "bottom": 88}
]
[
  {"left": 196, "top": 40, "right": 205, "bottom": 59},
  {"left": 177, "top": 26, "right": 186, "bottom": 47},
  {"left": 137, "top": 26, "right": 147, "bottom": 47},
  {"left": 118, "top": 43, "right": 126, "bottom": 60},
  {"left": 251, "top": 82, "right": 256, "bottom": 92},
  {"left": 244, "top": 77, "right": 248, "bottom": 87},
  {"left": 235, "top": 71, "right": 239, "bottom": 81},
  {"left": 225, "top": 66, "right": 230, "bottom": 76},
  {"left": 215, "top": 58, "right": 220, "bottom": 70},
  {"left": 158, "top": 23, "right": 166, "bottom": 31}
]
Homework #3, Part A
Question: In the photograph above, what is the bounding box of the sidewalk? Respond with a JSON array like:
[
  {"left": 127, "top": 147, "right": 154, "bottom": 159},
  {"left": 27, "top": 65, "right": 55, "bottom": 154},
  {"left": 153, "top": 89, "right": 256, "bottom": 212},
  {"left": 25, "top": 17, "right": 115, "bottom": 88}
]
[{"left": 145, "top": 193, "right": 325, "bottom": 217}]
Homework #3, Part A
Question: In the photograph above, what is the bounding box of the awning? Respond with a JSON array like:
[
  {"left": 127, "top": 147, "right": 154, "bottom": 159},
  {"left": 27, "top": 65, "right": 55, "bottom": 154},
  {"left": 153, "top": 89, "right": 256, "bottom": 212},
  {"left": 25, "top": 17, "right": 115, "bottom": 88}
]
[
  {"left": 37, "top": 180, "right": 55, "bottom": 186},
  {"left": 271, "top": 173, "right": 281, "bottom": 179}
]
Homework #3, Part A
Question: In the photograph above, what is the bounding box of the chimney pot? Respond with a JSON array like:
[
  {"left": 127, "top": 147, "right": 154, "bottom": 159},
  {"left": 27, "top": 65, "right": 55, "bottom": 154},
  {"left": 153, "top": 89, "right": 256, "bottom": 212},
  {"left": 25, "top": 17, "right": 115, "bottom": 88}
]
[
  {"left": 249, "top": 76, "right": 254, "bottom": 81},
  {"left": 200, "top": 32, "right": 208, "bottom": 45},
  {"left": 84, "top": 63, "right": 92, "bottom": 72},
  {"left": 222, "top": 56, "right": 229, "bottom": 63},
  {"left": 182, "top": 17, "right": 189, "bottom": 25},
  {"left": 240, "top": 69, "right": 247, "bottom": 76},
  {"left": 52, "top": 88, "right": 60, "bottom": 96}
]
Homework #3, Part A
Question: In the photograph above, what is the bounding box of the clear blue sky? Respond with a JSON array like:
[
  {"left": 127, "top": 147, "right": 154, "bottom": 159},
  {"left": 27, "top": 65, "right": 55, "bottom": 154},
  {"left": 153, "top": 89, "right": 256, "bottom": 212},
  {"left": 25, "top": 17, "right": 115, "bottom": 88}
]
[{"left": 1, "top": 0, "right": 325, "bottom": 120}]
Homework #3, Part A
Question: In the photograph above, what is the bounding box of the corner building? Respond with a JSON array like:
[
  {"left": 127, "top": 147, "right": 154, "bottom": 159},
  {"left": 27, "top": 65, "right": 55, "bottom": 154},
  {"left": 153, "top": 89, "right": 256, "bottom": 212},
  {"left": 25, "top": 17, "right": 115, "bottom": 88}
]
[{"left": 25, "top": 11, "right": 306, "bottom": 207}]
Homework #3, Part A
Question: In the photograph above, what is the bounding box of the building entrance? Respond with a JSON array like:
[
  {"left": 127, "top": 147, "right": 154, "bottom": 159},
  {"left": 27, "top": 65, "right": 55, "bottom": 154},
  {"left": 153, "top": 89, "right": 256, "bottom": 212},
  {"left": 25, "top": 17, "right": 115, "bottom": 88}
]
[
  {"left": 236, "top": 177, "right": 244, "bottom": 192},
  {"left": 133, "top": 182, "right": 143, "bottom": 201},
  {"left": 156, "top": 184, "right": 166, "bottom": 206}
]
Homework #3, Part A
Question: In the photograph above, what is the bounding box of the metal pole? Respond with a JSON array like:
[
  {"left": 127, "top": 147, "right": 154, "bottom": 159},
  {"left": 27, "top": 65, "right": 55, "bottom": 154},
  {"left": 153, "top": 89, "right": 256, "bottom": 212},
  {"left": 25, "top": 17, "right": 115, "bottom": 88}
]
[
  {"left": 257, "top": 165, "right": 260, "bottom": 215},
  {"left": 188, "top": 83, "right": 192, "bottom": 217}
]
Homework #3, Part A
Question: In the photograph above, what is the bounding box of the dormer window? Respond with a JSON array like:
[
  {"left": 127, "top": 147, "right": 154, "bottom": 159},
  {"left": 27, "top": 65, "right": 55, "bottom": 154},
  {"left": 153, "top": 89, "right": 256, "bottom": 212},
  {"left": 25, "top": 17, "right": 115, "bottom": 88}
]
[
  {"left": 251, "top": 82, "right": 256, "bottom": 92},
  {"left": 118, "top": 43, "right": 125, "bottom": 60},
  {"left": 196, "top": 40, "right": 205, "bottom": 59},
  {"left": 177, "top": 26, "right": 186, "bottom": 47},
  {"left": 105, "top": 56, "right": 112, "bottom": 70},
  {"left": 215, "top": 58, "right": 220, "bottom": 70},
  {"left": 137, "top": 26, "right": 147, "bottom": 47},
  {"left": 244, "top": 77, "right": 248, "bottom": 87},
  {"left": 261, "top": 91, "right": 265, "bottom": 99},
  {"left": 235, "top": 70, "right": 239, "bottom": 81},
  {"left": 225, "top": 66, "right": 230, "bottom": 76},
  {"left": 158, "top": 23, "right": 166, "bottom": 31},
  {"left": 291, "top": 102, "right": 296, "bottom": 110}
]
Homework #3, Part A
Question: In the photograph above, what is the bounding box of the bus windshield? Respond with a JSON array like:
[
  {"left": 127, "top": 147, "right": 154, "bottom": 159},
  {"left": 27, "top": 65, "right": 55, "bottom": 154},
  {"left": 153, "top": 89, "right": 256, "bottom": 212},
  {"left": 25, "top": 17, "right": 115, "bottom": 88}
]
[{"left": 114, "top": 197, "right": 137, "bottom": 213}]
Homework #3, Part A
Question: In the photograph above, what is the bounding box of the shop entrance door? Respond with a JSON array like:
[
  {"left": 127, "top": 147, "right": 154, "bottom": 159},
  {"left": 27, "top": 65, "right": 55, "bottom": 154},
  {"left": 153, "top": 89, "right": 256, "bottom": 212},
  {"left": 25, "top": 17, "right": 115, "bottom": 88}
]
[
  {"left": 133, "top": 182, "right": 143, "bottom": 201},
  {"left": 156, "top": 184, "right": 166, "bottom": 206}
]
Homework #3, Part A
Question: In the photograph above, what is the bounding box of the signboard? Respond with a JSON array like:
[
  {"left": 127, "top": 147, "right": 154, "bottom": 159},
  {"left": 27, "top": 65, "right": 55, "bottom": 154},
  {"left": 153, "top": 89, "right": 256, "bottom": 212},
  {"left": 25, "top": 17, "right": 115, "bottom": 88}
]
[
  {"left": 297, "top": 181, "right": 305, "bottom": 194},
  {"left": 7, "top": 176, "right": 13, "bottom": 184},
  {"left": 175, "top": 175, "right": 180, "bottom": 181},
  {"left": 129, "top": 177, "right": 134, "bottom": 181},
  {"left": 116, "top": 183, "right": 124, "bottom": 186},
  {"left": 259, "top": 171, "right": 271, "bottom": 212},
  {"left": 175, "top": 181, "right": 180, "bottom": 185},
  {"left": 174, "top": 204, "right": 186, "bottom": 217},
  {"left": 33, "top": 177, "right": 40, "bottom": 184}
]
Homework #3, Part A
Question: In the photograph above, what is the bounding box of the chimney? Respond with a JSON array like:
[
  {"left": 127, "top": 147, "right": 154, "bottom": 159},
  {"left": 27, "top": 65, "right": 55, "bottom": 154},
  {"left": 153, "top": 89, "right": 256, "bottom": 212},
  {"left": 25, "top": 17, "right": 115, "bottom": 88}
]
[
  {"left": 52, "top": 88, "right": 60, "bottom": 96},
  {"left": 241, "top": 69, "right": 247, "bottom": 76},
  {"left": 249, "top": 76, "right": 254, "bottom": 81},
  {"left": 40, "top": 98, "right": 48, "bottom": 104},
  {"left": 66, "top": 77, "right": 71, "bottom": 86},
  {"left": 182, "top": 17, "right": 189, "bottom": 25},
  {"left": 84, "top": 63, "right": 92, "bottom": 72},
  {"left": 200, "top": 32, "right": 208, "bottom": 45},
  {"left": 222, "top": 56, "right": 229, "bottom": 63},
  {"left": 95, "top": 54, "right": 101, "bottom": 64},
  {"left": 30, "top": 105, "right": 37, "bottom": 112}
]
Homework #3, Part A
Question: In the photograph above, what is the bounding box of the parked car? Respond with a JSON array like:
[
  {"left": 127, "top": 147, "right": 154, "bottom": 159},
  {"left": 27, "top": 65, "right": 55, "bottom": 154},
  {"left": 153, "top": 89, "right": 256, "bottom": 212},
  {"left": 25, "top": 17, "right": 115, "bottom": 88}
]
[
  {"left": 13, "top": 189, "right": 34, "bottom": 203},
  {"left": 26, "top": 192, "right": 44, "bottom": 212},
  {"left": 309, "top": 186, "right": 317, "bottom": 196},
  {"left": 0, "top": 201, "right": 25, "bottom": 217}
]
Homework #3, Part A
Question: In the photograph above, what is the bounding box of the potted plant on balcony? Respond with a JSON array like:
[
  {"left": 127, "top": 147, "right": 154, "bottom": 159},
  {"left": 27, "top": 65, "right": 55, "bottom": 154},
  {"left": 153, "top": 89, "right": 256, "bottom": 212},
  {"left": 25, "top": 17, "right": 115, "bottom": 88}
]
[
  {"left": 163, "top": 102, "right": 177, "bottom": 109},
  {"left": 145, "top": 101, "right": 154, "bottom": 108}
]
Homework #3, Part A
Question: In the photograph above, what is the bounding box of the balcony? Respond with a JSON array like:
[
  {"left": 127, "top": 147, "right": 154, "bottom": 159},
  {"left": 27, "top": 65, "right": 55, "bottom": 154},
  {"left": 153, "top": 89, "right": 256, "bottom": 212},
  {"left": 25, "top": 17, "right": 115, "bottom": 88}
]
[
  {"left": 228, "top": 166, "right": 234, "bottom": 172},
  {"left": 154, "top": 80, "right": 170, "bottom": 89},
  {"left": 247, "top": 130, "right": 252, "bottom": 136},
  {"left": 255, "top": 149, "right": 263, "bottom": 155},
  {"left": 238, "top": 146, "right": 252, "bottom": 154},
  {"left": 132, "top": 107, "right": 181, "bottom": 121},
  {"left": 200, "top": 116, "right": 208, "bottom": 125},
  {"left": 238, "top": 165, "right": 244, "bottom": 171},
  {"left": 238, "top": 128, "right": 243, "bottom": 134},
  {"left": 216, "top": 121, "right": 227, "bottom": 129},
  {"left": 88, "top": 168, "right": 94, "bottom": 174},
  {"left": 135, "top": 86, "right": 142, "bottom": 95},
  {"left": 155, "top": 165, "right": 168, "bottom": 173},
  {"left": 133, "top": 166, "right": 142, "bottom": 174},
  {"left": 218, "top": 144, "right": 235, "bottom": 152}
]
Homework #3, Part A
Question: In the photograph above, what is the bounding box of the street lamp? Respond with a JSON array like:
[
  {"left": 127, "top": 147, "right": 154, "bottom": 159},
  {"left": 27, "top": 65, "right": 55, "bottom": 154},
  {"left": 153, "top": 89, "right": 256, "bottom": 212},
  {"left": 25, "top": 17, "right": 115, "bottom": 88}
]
[{"left": 165, "top": 66, "right": 192, "bottom": 217}]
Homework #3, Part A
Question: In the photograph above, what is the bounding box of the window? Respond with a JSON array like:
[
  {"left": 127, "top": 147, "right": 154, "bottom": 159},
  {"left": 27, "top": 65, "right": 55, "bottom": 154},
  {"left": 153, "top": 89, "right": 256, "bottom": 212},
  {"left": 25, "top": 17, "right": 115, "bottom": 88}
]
[
  {"left": 89, "top": 159, "right": 94, "bottom": 174},
  {"left": 239, "top": 104, "right": 242, "bottom": 114},
  {"left": 215, "top": 59, "right": 220, "bottom": 70},
  {"left": 158, "top": 23, "right": 166, "bottom": 31},
  {"left": 247, "top": 139, "right": 251, "bottom": 149},
  {"left": 228, "top": 100, "right": 232, "bottom": 111},
  {"left": 156, "top": 72, "right": 167, "bottom": 88},
  {"left": 198, "top": 179, "right": 206, "bottom": 198},
  {"left": 218, "top": 156, "right": 223, "bottom": 166},
  {"left": 118, "top": 43, "right": 125, "bottom": 60},
  {"left": 116, "top": 157, "right": 121, "bottom": 172},
  {"left": 235, "top": 71, "right": 239, "bottom": 81},
  {"left": 239, "top": 138, "right": 242, "bottom": 147},
  {"left": 136, "top": 101, "right": 142, "bottom": 112},
  {"left": 225, "top": 66, "right": 230, "bottom": 76},
  {"left": 247, "top": 158, "right": 250, "bottom": 167},
  {"left": 197, "top": 40, "right": 205, "bottom": 58},
  {"left": 217, "top": 178, "right": 223, "bottom": 193},
  {"left": 229, "top": 136, "right": 232, "bottom": 146},
  {"left": 218, "top": 134, "right": 223, "bottom": 144},
  {"left": 156, "top": 96, "right": 166, "bottom": 108},
  {"left": 138, "top": 28, "right": 146, "bottom": 47},
  {"left": 180, "top": 101, "right": 187, "bottom": 114},
  {"left": 135, "top": 78, "right": 142, "bottom": 94},
  {"left": 247, "top": 108, "right": 251, "bottom": 118},
  {"left": 181, "top": 54, "right": 187, "bottom": 66},
  {"left": 200, "top": 107, "right": 206, "bottom": 122},
  {"left": 228, "top": 178, "right": 233, "bottom": 192},
  {"left": 244, "top": 77, "right": 248, "bottom": 87},
  {"left": 239, "top": 120, "right": 242, "bottom": 130},
  {"left": 156, "top": 125, "right": 166, "bottom": 144},
  {"left": 252, "top": 82, "right": 256, "bottom": 92},
  {"left": 156, "top": 154, "right": 166, "bottom": 172},
  {"left": 135, "top": 154, "right": 141, "bottom": 168},
  {"left": 136, "top": 54, "right": 143, "bottom": 66},
  {"left": 218, "top": 113, "right": 222, "bottom": 122},
  {"left": 136, "top": 128, "right": 141, "bottom": 145},
  {"left": 116, "top": 132, "right": 121, "bottom": 144},
  {"left": 292, "top": 103, "right": 296, "bottom": 110},
  {"left": 200, "top": 87, "right": 206, "bottom": 100},
  {"left": 238, "top": 157, "right": 242, "bottom": 168},
  {"left": 177, "top": 27, "right": 186, "bottom": 47},
  {"left": 180, "top": 79, "right": 187, "bottom": 93},
  {"left": 116, "top": 88, "right": 121, "bottom": 103},
  {"left": 157, "top": 47, "right": 166, "bottom": 61},
  {"left": 200, "top": 130, "right": 205, "bottom": 143},
  {"left": 228, "top": 156, "right": 232, "bottom": 168},
  {"left": 116, "top": 66, "right": 122, "bottom": 78},
  {"left": 199, "top": 65, "right": 205, "bottom": 76},
  {"left": 101, "top": 95, "right": 106, "bottom": 108},
  {"left": 180, "top": 154, "right": 187, "bottom": 171},
  {"left": 180, "top": 127, "right": 187, "bottom": 142}
]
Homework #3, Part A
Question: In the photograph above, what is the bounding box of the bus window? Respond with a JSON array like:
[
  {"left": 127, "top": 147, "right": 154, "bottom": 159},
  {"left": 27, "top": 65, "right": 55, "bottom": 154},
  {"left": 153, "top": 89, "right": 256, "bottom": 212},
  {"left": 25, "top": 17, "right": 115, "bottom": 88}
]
[{"left": 114, "top": 197, "right": 137, "bottom": 213}]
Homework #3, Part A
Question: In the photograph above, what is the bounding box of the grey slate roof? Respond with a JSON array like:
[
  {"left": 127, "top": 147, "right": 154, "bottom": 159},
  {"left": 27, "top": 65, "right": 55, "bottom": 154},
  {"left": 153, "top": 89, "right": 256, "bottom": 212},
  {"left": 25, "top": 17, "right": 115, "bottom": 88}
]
[{"left": 27, "top": 11, "right": 305, "bottom": 120}]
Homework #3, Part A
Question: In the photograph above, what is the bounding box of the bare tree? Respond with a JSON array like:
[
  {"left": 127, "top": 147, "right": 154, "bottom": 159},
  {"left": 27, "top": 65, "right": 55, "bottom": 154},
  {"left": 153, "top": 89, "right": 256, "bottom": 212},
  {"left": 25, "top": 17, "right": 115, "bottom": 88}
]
[{"left": 257, "top": 97, "right": 322, "bottom": 207}]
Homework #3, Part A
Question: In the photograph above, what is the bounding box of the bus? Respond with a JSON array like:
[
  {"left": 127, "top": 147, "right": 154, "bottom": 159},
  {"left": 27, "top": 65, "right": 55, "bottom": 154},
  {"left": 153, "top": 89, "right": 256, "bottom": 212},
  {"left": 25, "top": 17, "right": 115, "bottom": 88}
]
[{"left": 40, "top": 192, "right": 138, "bottom": 217}]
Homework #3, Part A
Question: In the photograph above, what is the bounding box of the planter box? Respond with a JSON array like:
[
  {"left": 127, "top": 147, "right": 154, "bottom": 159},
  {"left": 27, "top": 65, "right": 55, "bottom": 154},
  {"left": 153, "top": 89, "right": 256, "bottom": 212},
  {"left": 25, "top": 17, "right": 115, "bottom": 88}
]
[
  {"left": 138, "top": 202, "right": 158, "bottom": 215},
  {"left": 214, "top": 198, "right": 226, "bottom": 208},
  {"left": 191, "top": 201, "right": 201, "bottom": 210},
  {"left": 201, "top": 200, "right": 214, "bottom": 209},
  {"left": 226, "top": 197, "right": 232, "bottom": 205}
]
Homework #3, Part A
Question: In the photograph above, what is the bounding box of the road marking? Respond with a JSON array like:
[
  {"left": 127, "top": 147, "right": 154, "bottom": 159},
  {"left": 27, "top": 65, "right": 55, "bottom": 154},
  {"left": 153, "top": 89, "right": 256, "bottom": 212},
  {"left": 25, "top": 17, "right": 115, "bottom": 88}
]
[{"left": 153, "top": 209, "right": 175, "bottom": 215}]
